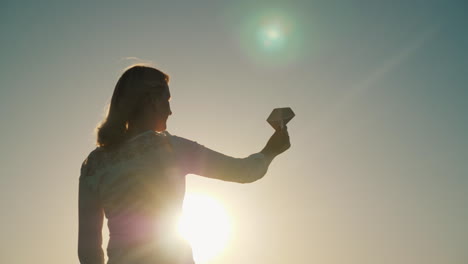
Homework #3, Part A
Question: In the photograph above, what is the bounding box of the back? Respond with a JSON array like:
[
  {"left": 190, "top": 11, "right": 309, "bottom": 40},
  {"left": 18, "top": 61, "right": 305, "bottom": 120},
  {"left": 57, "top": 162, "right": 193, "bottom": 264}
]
[{"left": 80, "top": 131, "right": 192, "bottom": 264}]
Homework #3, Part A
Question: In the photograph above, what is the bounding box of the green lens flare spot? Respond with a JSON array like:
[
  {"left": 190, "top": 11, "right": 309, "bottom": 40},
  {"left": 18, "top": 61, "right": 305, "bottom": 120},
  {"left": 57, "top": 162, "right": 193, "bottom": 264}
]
[
  {"left": 238, "top": 7, "right": 306, "bottom": 68},
  {"left": 259, "top": 24, "right": 285, "bottom": 51}
]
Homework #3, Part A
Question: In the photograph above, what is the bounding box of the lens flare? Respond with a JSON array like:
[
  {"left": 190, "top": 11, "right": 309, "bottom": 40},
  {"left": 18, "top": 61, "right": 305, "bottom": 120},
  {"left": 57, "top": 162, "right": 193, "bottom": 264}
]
[
  {"left": 260, "top": 24, "right": 285, "bottom": 50},
  {"left": 238, "top": 8, "right": 305, "bottom": 68}
]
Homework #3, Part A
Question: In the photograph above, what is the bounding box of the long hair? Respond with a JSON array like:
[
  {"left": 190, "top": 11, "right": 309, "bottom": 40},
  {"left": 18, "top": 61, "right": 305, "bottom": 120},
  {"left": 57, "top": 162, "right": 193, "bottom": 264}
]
[{"left": 96, "top": 65, "right": 169, "bottom": 148}]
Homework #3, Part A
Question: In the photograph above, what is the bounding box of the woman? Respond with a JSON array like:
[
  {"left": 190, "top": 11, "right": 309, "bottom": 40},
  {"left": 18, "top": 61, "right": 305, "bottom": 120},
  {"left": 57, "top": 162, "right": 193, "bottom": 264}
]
[{"left": 78, "top": 65, "right": 291, "bottom": 264}]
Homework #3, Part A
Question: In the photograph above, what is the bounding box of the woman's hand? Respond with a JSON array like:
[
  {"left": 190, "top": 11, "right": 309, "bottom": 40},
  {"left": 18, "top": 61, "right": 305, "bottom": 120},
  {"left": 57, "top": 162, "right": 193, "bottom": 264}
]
[{"left": 261, "top": 126, "right": 291, "bottom": 159}]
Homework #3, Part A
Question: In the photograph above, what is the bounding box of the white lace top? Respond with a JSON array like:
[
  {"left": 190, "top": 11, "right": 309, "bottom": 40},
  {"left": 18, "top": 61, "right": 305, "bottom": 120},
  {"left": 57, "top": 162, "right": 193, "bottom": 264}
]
[{"left": 78, "top": 130, "right": 269, "bottom": 264}]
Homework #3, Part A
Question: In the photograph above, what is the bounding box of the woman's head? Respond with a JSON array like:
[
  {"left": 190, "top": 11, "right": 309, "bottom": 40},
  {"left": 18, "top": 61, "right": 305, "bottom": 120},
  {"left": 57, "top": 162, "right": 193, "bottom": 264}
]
[{"left": 96, "top": 65, "right": 171, "bottom": 148}]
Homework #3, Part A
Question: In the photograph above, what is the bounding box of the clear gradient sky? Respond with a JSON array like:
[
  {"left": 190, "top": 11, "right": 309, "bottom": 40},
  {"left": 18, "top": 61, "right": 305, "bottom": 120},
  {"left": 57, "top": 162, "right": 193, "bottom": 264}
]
[{"left": 1, "top": 1, "right": 467, "bottom": 263}]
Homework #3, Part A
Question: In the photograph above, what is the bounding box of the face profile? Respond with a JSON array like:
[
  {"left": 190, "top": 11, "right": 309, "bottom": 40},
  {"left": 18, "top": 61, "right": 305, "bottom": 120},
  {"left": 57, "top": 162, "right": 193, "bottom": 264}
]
[{"left": 151, "top": 83, "right": 172, "bottom": 132}]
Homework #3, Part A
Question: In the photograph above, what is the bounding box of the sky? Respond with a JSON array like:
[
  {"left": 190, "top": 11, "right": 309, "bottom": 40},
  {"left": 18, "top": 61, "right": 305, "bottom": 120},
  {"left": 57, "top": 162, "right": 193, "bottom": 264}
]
[{"left": 0, "top": 0, "right": 467, "bottom": 263}]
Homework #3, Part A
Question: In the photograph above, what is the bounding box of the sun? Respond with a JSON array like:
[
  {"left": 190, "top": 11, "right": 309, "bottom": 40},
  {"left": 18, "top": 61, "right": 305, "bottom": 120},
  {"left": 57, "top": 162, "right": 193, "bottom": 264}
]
[{"left": 178, "top": 192, "right": 232, "bottom": 263}]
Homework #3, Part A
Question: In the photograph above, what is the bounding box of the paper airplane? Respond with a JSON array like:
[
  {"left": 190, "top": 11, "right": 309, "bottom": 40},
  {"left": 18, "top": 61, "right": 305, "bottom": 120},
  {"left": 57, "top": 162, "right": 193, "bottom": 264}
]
[{"left": 267, "top": 107, "right": 295, "bottom": 130}]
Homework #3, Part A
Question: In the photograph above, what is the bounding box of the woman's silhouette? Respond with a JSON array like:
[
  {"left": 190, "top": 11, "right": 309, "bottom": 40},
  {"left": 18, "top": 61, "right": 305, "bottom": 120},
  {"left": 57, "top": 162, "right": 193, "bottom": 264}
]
[{"left": 78, "top": 65, "right": 290, "bottom": 264}]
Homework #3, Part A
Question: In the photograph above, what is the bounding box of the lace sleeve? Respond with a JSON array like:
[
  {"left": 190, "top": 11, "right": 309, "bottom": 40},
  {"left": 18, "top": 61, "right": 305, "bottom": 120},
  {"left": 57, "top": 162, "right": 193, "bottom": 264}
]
[
  {"left": 78, "top": 154, "right": 105, "bottom": 264},
  {"left": 79, "top": 151, "right": 104, "bottom": 192},
  {"left": 170, "top": 135, "right": 269, "bottom": 183}
]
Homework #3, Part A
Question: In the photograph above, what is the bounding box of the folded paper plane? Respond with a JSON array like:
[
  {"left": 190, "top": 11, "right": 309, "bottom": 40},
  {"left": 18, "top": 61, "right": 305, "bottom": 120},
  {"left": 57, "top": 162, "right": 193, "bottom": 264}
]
[{"left": 267, "top": 107, "right": 295, "bottom": 130}]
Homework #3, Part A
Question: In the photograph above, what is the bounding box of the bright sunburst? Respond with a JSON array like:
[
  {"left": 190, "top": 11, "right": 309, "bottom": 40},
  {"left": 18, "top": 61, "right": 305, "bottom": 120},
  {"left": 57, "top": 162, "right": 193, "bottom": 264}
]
[{"left": 178, "top": 193, "right": 232, "bottom": 263}]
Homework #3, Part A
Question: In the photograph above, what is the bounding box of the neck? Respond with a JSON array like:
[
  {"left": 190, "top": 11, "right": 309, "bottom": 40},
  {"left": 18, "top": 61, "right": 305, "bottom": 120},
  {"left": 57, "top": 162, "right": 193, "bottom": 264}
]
[{"left": 127, "top": 119, "right": 156, "bottom": 138}]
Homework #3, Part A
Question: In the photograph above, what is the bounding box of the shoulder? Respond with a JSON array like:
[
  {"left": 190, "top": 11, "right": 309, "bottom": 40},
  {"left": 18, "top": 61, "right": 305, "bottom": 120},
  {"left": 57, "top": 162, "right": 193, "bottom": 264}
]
[
  {"left": 166, "top": 132, "right": 203, "bottom": 152},
  {"left": 167, "top": 133, "right": 194, "bottom": 144},
  {"left": 127, "top": 130, "right": 196, "bottom": 146},
  {"left": 79, "top": 147, "right": 105, "bottom": 179}
]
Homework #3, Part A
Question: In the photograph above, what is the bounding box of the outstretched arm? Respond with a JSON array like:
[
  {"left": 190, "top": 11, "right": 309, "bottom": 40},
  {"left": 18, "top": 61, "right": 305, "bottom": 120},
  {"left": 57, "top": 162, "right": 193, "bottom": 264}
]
[
  {"left": 172, "top": 127, "right": 290, "bottom": 183},
  {"left": 185, "top": 146, "right": 269, "bottom": 183},
  {"left": 78, "top": 178, "right": 105, "bottom": 264}
]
